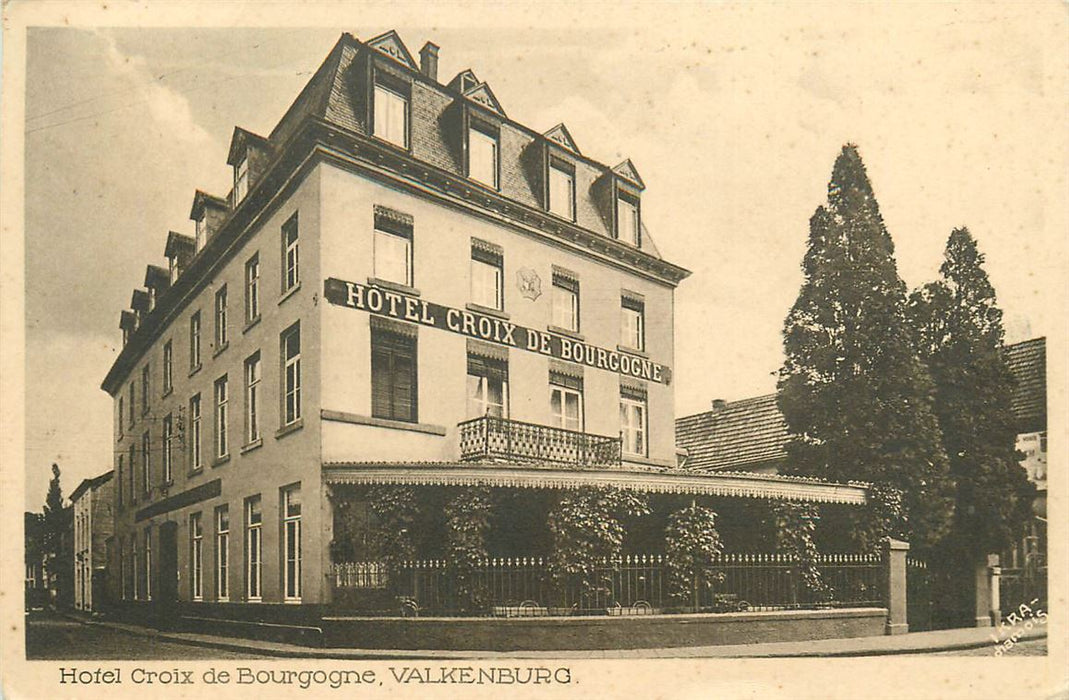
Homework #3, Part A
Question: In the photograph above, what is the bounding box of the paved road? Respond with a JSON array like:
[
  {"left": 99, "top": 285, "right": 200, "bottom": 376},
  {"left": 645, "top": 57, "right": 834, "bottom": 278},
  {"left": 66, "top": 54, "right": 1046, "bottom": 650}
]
[
  {"left": 25, "top": 615, "right": 258, "bottom": 660},
  {"left": 928, "top": 638, "right": 1047, "bottom": 657}
]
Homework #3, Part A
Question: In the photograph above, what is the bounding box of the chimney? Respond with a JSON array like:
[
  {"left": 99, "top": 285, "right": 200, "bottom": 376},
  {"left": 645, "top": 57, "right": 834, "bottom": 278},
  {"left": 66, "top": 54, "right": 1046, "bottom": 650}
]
[
  {"left": 711, "top": 399, "right": 727, "bottom": 411},
  {"left": 419, "top": 41, "right": 439, "bottom": 82}
]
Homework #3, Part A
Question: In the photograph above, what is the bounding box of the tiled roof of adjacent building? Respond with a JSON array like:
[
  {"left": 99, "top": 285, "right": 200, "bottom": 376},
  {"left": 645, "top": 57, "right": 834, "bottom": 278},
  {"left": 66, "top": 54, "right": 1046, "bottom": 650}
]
[
  {"left": 675, "top": 394, "right": 789, "bottom": 472},
  {"left": 69, "top": 470, "right": 114, "bottom": 503},
  {"left": 1004, "top": 336, "right": 1046, "bottom": 434}
]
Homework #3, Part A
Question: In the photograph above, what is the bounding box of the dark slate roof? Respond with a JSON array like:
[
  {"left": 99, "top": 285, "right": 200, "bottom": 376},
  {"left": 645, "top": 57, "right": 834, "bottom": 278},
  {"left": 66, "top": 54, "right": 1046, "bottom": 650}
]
[
  {"left": 675, "top": 394, "right": 789, "bottom": 472},
  {"left": 1004, "top": 337, "right": 1046, "bottom": 434},
  {"left": 69, "top": 470, "right": 113, "bottom": 503}
]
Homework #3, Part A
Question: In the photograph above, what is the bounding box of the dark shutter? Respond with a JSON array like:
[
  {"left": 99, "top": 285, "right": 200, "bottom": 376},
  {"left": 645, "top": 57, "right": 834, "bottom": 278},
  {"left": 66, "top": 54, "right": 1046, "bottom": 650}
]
[{"left": 371, "top": 329, "right": 418, "bottom": 422}]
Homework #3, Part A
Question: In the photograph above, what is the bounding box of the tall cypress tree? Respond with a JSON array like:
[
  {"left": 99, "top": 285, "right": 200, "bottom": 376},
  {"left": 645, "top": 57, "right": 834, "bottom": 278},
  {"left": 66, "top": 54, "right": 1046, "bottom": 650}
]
[
  {"left": 907, "top": 228, "right": 1035, "bottom": 561},
  {"left": 778, "top": 144, "right": 954, "bottom": 554}
]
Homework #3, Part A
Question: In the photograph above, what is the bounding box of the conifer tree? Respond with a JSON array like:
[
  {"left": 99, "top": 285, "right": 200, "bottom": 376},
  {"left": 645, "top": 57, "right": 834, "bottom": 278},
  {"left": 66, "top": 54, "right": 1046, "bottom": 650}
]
[
  {"left": 907, "top": 228, "right": 1035, "bottom": 561},
  {"left": 777, "top": 144, "right": 954, "bottom": 554}
]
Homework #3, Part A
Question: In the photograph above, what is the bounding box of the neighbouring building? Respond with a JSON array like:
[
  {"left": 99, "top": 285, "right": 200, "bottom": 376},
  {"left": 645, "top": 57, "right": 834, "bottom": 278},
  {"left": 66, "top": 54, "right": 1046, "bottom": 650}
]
[
  {"left": 101, "top": 30, "right": 871, "bottom": 624},
  {"left": 70, "top": 471, "right": 115, "bottom": 612},
  {"left": 1001, "top": 337, "right": 1047, "bottom": 606},
  {"left": 675, "top": 395, "right": 788, "bottom": 474}
]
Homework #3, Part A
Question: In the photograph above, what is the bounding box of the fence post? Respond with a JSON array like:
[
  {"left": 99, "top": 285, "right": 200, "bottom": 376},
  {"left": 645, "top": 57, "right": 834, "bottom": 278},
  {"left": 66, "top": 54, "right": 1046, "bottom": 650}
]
[
  {"left": 974, "top": 553, "right": 1001, "bottom": 627},
  {"left": 881, "top": 538, "right": 909, "bottom": 635}
]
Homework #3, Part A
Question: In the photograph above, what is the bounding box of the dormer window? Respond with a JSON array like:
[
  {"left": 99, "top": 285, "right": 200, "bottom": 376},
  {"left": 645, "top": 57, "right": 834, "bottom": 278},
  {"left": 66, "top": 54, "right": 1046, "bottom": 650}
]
[
  {"left": 373, "top": 83, "right": 409, "bottom": 149},
  {"left": 468, "top": 123, "right": 498, "bottom": 188},
  {"left": 617, "top": 193, "right": 640, "bottom": 247},
  {"left": 548, "top": 160, "right": 575, "bottom": 221},
  {"left": 195, "top": 216, "right": 207, "bottom": 254},
  {"left": 234, "top": 156, "right": 249, "bottom": 203}
]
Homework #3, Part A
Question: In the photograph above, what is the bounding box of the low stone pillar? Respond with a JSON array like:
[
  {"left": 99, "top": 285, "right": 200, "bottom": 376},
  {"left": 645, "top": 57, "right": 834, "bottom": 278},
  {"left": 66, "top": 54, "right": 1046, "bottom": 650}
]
[
  {"left": 974, "top": 553, "right": 1000, "bottom": 627},
  {"left": 882, "top": 538, "right": 909, "bottom": 635}
]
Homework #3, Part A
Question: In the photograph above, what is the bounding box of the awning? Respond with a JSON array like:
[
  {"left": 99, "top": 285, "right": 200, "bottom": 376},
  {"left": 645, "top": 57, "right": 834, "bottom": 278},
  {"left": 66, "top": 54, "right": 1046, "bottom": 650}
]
[{"left": 322, "top": 462, "right": 868, "bottom": 505}]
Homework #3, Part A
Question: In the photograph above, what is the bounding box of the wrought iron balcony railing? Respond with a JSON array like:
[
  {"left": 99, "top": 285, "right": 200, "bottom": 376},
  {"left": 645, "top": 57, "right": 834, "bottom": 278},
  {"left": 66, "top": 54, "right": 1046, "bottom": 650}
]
[{"left": 458, "top": 415, "right": 622, "bottom": 468}]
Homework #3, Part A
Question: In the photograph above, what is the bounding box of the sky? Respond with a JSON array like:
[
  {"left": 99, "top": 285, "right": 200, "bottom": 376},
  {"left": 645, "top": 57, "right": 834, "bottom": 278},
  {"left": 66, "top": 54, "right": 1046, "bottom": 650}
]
[{"left": 20, "top": 5, "right": 1068, "bottom": 509}]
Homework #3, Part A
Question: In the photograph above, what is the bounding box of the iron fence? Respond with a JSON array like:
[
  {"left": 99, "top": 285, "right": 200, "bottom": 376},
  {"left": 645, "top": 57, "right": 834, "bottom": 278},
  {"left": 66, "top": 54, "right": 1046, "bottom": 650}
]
[
  {"left": 1000, "top": 566, "right": 1047, "bottom": 615},
  {"left": 331, "top": 551, "right": 883, "bottom": 616},
  {"left": 458, "top": 415, "right": 622, "bottom": 467}
]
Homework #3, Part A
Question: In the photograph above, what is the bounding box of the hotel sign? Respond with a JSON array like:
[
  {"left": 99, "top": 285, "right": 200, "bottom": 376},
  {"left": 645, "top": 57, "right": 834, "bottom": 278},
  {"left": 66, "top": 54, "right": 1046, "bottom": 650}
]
[{"left": 324, "top": 278, "right": 669, "bottom": 384}]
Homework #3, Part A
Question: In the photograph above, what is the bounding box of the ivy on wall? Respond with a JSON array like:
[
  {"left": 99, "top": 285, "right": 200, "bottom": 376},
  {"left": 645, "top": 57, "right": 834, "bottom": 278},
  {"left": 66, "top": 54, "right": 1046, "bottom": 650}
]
[
  {"left": 367, "top": 485, "right": 419, "bottom": 590},
  {"left": 664, "top": 503, "right": 723, "bottom": 608}
]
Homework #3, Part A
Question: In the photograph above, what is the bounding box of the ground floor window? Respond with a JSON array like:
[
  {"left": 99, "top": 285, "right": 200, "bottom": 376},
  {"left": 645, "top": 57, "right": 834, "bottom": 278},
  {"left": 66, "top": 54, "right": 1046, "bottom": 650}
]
[
  {"left": 216, "top": 506, "right": 229, "bottom": 601},
  {"left": 144, "top": 527, "right": 152, "bottom": 601},
  {"left": 190, "top": 512, "right": 203, "bottom": 600},
  {"left": 245, "top": 496, "right": 262, "bottom": 600},
  {"left": 283, "top": 485, "right": 302, "bottom": 601}
]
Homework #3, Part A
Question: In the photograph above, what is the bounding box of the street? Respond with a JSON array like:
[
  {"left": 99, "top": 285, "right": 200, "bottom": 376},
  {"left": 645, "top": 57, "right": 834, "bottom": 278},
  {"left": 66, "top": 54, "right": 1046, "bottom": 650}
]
[{"left": 25, "top": 612, "right": 257, "bottom": 660}]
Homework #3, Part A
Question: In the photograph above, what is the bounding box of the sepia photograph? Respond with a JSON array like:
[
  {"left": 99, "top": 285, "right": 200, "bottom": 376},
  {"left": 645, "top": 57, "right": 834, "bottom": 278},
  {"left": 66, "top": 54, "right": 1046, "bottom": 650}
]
[{"left": 2, "top": 2, "right": 1065, "bottom": 698}]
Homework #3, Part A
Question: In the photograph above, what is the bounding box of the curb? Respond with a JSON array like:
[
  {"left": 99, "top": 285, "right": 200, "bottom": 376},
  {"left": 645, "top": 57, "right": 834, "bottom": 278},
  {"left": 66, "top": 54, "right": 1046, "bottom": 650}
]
[{"left": 70, "top": 615, "right": 1047, "bottom": 659}]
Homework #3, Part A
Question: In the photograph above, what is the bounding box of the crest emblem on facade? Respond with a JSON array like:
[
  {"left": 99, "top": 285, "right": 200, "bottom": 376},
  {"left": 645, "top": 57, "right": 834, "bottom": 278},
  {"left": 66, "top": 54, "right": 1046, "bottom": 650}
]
[{"left": 517, "top": 268, "right": 542, "bottom": 300}]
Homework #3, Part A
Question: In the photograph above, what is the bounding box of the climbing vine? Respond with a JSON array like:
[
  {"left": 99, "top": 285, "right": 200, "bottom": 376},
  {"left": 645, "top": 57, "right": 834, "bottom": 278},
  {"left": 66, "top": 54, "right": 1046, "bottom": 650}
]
[
  {"left": 664, "top": 503, "right": 723, "bottom": 608},
  {"left": 443, "top": 487, "right": 494, "bottom": 612},
  {"left": 366, "top": 485, "right": 419, "bottom": 590},
  {"left": 773, "top": 501, "right": 831, "bottom": 604},
  {"left": 546, "top": 487, "right": 649, "bottom": 601}
]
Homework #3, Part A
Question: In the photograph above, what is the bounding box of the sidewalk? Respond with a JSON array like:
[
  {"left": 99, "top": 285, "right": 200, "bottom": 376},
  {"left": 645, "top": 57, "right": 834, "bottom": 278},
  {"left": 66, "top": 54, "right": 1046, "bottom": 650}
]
[{"left": 78, "top": 616, "right": 1047, "bottom": 659}]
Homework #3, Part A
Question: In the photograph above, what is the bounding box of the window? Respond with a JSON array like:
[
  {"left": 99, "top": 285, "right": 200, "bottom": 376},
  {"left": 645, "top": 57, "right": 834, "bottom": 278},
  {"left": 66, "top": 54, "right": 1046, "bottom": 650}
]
[
  {"left": 128, "top": 444, "right": 136, "bottom": 503},
  {"left": 548, "top": 161, "right": 575, "bottom": 220},
  {"left": 132, "top": 537, "right": 140, "bottom": 600},
  {"left": 169, "top": 255, "right": 179, "bottom": 285},
  {"left": 215, "top": 506, "right": 230, "bottom": 601},
  {"left": 245, "top": 497, "right": 262, "bottom": 600},
  {"left": 245, "top": 253, "right": 260, "bottom": 323},
  {"left": 141, "top": 364, "right": 150, "bottom": 416},
  {"left": 371, "top": 327, "right": 417, "bottom": 423},
  {"left": 470, "top": 242, "right": 503, "bottom": 310},
  {"left": 162, "top": 341, "right": 173, "bottom": 394},
  {"left": 189, "top": 394, "right": 202, "bottom": 471},
  {"left": 117, "top": 455, "right": 124, "bottom": 509},
  {"left": 214, "top": 285, "right": 228, "bottom": 349},
  {"left": 128, "top": 382, "right": 135, "bottom": 427},
  {"left": 617, "top": 194, "right": 640, "bottom": 246},
  {"left": 234, "top": 155, "right": 249, "bottom": 203},
  {"left": 214, "top": 376, "right": 229, "bottom": 459},
  {"left": 190, "top": 512, "right": 203, "bottom": 600},
  {"left": 140, "top": 432, "right": 150, "bottom": 496},
  {"left": 282, "top": 213, "right": 299, "bottom": 293},
  {"left": 282, "top": 486, "right": 302, "bottom": 601},
  {"left": 162, "top": 414, "right": 173, "bottom": 484},
  {"left": 144, "top": 527, "right": 152, "bottom": 601},
  {"left": 373, "top": 215, "right": 412, "bottom": 287},
  {"left": 244, "top": 352, "right": 261, "bottom": 444},
  {"left": 467, "top": 354, "right": 508, "bottom": 418},
  {"left": 190, "top": 311, "right": 202, "bottom": 369},
  {"left": 195, "top": 216, "right": 207, "bottom": 254},
  {"left": 373, "top": 83, "right": 408, "bottom": 148},
  {"left": 552, "top": 270, "right": 580, "bottom": 332},
  {"left": 281, "top": 324, "right": 301, "bottom": 426},
  {"left": 620, "top": 390, "right": 647, "bottom": 457},
  {"left": 621, "top": 296, "right": 645, "bottom": 351},
  {"left": 468, "top": 124, "right": 498, "bottom": 187},
  {"left": 118, "top": 536, "right": 126, "bottom": 600},
  {"left": 118, "top": 396, "right": 125, "bottom": 437},
  {"left": 550, "top": 373, "right": 583, "bottom": 432}
]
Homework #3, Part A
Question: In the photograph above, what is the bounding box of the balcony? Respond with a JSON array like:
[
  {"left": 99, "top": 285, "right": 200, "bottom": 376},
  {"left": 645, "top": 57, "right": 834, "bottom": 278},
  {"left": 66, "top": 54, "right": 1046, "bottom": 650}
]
[{"left": 458, "top": 415, "right": 622, "bottom": 468}]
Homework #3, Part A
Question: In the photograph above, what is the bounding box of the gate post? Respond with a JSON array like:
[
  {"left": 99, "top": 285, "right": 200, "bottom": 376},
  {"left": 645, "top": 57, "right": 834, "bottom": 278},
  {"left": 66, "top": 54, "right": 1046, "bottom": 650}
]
[{"left": 882, "top": 538, "right": 909, "bottom": 635}]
